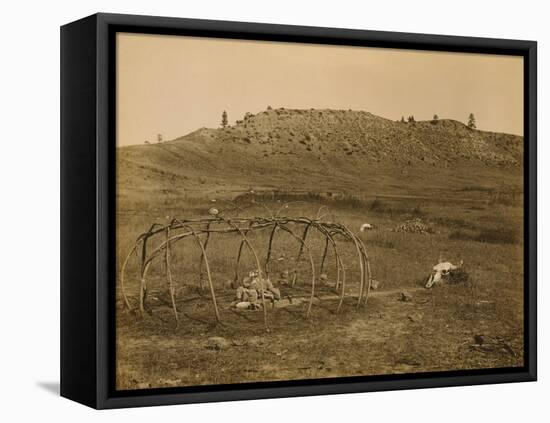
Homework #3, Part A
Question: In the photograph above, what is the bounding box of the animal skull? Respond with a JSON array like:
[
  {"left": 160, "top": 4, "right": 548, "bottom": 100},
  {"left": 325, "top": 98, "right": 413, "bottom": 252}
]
[
  {"left": 360, "top": 223, "right": 374, "bottom": 232},
  {"left": 425, "top": 260, "right": 463, "bottom": 288}
]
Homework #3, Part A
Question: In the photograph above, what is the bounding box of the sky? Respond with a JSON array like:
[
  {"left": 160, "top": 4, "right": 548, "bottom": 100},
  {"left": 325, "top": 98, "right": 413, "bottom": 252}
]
[{"left": 117, "top": 32, "right": 523, "bottom": 146}]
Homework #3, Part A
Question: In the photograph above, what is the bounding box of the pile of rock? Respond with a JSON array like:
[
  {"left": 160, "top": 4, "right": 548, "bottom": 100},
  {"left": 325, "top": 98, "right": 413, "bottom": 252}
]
[
  {"left": 234, "top": 270, "right": 281, "bottom": 310},
  {"left": 394, "top": 218, "right": 433, "bottom": 234}
]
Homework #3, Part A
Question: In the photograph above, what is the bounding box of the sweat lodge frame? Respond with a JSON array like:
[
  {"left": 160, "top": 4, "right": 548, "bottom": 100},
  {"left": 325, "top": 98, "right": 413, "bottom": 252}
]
[
  {"left": 120, "top": 216, "right": 373, "bottom": 329},
  {"left": 61, "top": 13, "right": 537, "bottom": 409}
]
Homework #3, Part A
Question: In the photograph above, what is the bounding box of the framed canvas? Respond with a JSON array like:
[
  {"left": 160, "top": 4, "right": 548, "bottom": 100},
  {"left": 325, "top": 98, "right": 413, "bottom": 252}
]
[{"left": 60, "top": 13, "right": 537, "bottom": 409}]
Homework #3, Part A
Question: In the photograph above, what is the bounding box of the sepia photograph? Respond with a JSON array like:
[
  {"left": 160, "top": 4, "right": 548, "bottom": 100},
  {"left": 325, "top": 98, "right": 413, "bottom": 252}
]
[{"left": 115, "top": 32, "right": 525, "bottom": 391}]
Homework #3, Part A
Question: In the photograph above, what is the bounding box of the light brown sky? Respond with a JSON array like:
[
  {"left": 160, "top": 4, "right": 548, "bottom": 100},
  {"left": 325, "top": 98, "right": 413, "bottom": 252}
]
[{"left": 117, "top": 33, "right": 523, "bottom": 146}]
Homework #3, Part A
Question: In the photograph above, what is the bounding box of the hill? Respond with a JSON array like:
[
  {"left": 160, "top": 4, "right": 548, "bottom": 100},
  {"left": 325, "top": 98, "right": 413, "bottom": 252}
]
[{"left": 116, "top": 108, "right": 523, "bottom": 208}]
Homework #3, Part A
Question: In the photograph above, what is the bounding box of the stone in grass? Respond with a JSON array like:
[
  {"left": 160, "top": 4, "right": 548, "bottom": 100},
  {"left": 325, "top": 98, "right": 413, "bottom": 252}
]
[
  {"left": 399, "top": 291, "right": 413, "bottom": 302},
  {"left": 247, "top": 336, "right": 264, "bottom": 347},
  {"left": 136, "top": 382, "right": 151, "bottom": 389},
  {"left": 474, "top": 334, "right": 487, "bottom": 345},
  {"left": 205, "top": 336, "right": 232, "bottom": 351}
]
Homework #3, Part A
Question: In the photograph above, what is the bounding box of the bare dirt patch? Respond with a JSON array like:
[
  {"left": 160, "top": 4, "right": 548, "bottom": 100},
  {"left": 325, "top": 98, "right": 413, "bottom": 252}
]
[{"left": 116, "top": 281, "right": 522, "bottom": 390}]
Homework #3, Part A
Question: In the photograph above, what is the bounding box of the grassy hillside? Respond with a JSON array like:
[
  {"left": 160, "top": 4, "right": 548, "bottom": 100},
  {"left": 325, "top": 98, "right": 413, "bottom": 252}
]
[{"left": 117, "top": 107, "right": 523, "bottom": 212}]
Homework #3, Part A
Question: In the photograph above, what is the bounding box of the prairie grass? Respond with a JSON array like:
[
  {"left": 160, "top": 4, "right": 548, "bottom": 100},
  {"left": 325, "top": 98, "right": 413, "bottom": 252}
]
[
  {"left": 115, "top": 166, "right": 524, "bottom": 390},
  {"left": 449, "top": 228, "right": 519, "bottom": 245}
]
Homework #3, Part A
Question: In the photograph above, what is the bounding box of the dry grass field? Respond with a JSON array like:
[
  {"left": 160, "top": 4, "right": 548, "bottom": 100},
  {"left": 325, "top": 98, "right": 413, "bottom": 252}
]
[{"left": 115, "top": 109, "right": 524, "bottom": 390}]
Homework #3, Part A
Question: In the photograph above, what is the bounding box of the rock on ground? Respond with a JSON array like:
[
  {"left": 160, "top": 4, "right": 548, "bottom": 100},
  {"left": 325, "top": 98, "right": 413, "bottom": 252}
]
[{"left": 205, "top": 336, "right": 232, "bottom": 351}]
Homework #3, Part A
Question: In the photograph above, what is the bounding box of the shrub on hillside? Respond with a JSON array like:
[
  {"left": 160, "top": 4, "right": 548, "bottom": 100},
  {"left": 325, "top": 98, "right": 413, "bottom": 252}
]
[
  {"left": 449, "top": 228, "right": 518, "bottom": 244},
  {"left": 476, "top": 228, "right": 518, "bottom": 244}
]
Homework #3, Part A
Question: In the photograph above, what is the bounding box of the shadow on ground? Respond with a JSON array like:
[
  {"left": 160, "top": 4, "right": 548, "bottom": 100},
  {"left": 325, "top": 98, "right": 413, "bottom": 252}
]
[{"left": 36, "top": 381, "right": 60, "bottom": 396}]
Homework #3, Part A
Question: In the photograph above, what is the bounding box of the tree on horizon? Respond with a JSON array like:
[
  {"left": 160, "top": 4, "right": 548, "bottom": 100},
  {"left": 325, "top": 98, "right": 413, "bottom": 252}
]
[
  {"left": 468, "top": 113, "right": 476, "bottom": 129},
  {"left": 221, "top": 110, "right": 228, "bottom": 128}
]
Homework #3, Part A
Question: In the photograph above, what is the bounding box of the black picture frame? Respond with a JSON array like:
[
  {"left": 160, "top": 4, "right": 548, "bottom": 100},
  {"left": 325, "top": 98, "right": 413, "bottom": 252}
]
[{"left": 60, "top": 12, "right": 537, "bottom": 409}]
